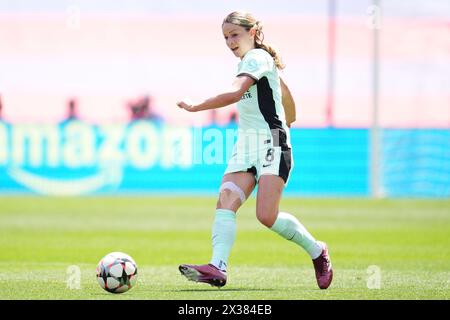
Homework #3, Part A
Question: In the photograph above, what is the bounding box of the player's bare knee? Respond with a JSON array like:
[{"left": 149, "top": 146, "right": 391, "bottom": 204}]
[
  {"left": 216, "top": 182, "right": 246, "bottom": 211},
  {"left": 217, "top": 189, "right": 239, "bottom": 210}
]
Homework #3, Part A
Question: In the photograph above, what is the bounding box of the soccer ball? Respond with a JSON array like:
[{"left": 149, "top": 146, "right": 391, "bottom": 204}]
[{"left": 96, "top": 252, "right": 138, "bottom": 293}]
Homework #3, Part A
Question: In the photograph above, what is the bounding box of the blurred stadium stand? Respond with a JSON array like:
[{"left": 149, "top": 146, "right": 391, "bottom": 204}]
[{"left": 0, "top": 0, "right": 448, "bottom": 197}]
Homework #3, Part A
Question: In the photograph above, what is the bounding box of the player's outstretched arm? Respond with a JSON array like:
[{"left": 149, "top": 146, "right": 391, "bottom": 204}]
[
  {"left": 280, "top": 77, "right": 296, "bottom": 127},
  {"left": 177, "top": 75, "right": 254, "bottom": 112}
]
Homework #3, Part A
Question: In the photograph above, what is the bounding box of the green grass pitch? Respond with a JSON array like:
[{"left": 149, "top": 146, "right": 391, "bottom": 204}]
[{"left": 0, "top": 196, "right": 449, "bottom": 300}]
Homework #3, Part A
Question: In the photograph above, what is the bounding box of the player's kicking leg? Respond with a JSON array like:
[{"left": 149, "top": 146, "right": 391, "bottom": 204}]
[{"left": 179, "top": 172, "right": 256, "bottom": 287}]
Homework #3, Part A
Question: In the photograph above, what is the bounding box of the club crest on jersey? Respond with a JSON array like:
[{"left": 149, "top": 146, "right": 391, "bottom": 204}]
[{"left": 246, "top": 59, "right": 259, "bottom": 72}]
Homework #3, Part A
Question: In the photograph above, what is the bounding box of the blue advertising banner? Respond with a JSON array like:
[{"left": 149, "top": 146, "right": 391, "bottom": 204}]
[
  {"left": 382, "top": 129, "right": 450, "bottom": 197},
  {"left": 0, "top": 121, "right": 448, "bottom": 197}
]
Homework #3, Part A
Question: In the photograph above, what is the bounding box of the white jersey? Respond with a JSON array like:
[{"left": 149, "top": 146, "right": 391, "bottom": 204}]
[{"left": 235, "top": 48, "right": 291, "bottom": 153}]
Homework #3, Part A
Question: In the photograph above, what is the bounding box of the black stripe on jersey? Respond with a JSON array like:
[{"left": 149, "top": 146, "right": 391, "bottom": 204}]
[{"left": 256, "top": 77, "right": 288, "bottom": 150}]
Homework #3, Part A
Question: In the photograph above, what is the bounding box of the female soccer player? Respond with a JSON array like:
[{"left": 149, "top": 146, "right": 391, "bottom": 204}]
[{"left": 176, "top": 11, "right": 333, "bottom": 289}]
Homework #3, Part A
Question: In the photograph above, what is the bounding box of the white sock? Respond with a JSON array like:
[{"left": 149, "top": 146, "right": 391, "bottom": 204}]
[
  {"left": 210, "top": 209, "right": 236, "bottom": 272},
  {"left": 270, "top": 212, "right": 323, "bottom": 259}
]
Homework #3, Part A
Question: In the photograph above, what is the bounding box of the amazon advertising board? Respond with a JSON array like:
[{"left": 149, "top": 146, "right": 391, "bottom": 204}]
[
  {"left": 0, "top": 121, "right": 369, "bottom": 196},
  {"left": 1, "top": 121, "right": 448, "bottom": 197}
]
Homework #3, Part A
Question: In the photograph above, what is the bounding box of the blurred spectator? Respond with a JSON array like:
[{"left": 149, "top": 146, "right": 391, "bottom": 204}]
[
  {"left": 209, "top": 110, "right": 238, "bottom": 127},
  {"left": 128, "top": 95, "right": 163, "bottom": 123},
  {"left": 0, "top": 94, "right": 3, "bottom": 121},
  {"left": 65, "top": 98, "right": 79, "bottom": 121},
  {"left": 229, "top": 111, "right": 238, "bottom": 125}
]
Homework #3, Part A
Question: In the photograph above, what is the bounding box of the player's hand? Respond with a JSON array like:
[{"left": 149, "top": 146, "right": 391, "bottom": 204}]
[{"left": 176, "top": 99, "right": 197, "bottom": 112}]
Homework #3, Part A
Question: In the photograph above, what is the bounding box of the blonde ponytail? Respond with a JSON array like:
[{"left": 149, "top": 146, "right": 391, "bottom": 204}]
[
  {"left": 223, "top": 12, "right": 285, "bottom": 70},
  {"left": 253, "top": 21, "right": 285, "bottom": 70}
]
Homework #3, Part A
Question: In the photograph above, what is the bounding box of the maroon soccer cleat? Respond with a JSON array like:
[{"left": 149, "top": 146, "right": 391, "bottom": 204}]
[
  {"left": 179, "top": 264, "right": 227, "bottom": 288},
  {"left": 312, "top": 241, "right": 333, "bottom": 289}
]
